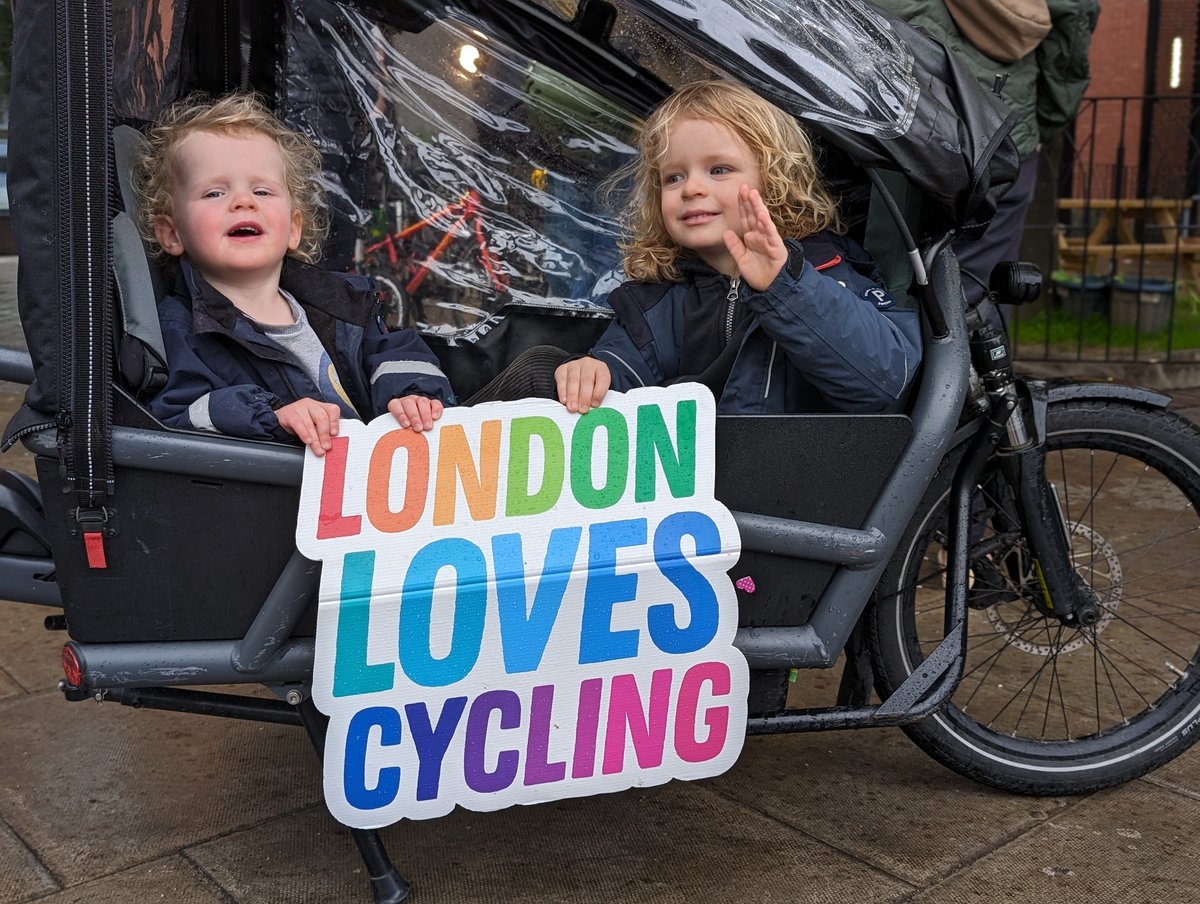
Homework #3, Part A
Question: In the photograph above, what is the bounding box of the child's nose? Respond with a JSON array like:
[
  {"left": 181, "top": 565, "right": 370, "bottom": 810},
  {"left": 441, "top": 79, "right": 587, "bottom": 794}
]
[
  {"left": 230, "top": 190, "right": 258, "bottom": 209},
  {"left": 681, "top": 173, "right": 706, "bottom": 197}
]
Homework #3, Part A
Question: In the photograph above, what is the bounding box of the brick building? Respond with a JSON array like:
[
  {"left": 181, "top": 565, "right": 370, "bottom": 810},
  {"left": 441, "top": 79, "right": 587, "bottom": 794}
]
[{"left": 1072, "top": 0, "right": 1200, "bottom": 198}]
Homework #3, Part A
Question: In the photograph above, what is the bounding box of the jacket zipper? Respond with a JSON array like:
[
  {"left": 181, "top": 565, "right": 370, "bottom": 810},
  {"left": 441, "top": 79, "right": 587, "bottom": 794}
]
[
  {"left": 724, "top": 276, "right": 741, "bottom": 343},
  {"left": 274, "top": 364, "right": 299, "bottom": 402}
]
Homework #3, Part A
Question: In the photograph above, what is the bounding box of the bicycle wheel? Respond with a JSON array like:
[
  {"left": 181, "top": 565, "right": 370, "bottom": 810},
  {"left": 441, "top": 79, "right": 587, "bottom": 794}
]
[
  {"left": 870, "top": 398, "right": 1200, "bottom": 794},
  {"left": 370, "top": 271, "right": 408, "bottom": 329}
]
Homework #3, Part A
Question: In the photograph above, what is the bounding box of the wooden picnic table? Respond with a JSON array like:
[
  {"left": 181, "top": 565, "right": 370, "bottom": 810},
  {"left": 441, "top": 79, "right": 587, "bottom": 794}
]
[
  {"left": 1058, "top": 197, "right": 1188, "bottom": 245},
  {"left": 1056, "top": 198, "right": 1200, "bottom": 281}
]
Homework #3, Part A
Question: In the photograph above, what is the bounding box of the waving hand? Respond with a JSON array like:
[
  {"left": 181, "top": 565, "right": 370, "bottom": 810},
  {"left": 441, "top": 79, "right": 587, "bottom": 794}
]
[{"left": 724, "top": 185, "right": 788, "bottom": 291}]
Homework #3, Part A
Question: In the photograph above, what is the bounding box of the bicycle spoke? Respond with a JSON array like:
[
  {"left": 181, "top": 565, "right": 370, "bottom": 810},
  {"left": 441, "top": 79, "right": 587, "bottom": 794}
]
[
  {"left": 958, "top": 637, "right": 1011, "bottom": 712},
  {"left": 975, "top": 638, "right": 1063, "bottom": 729},
  {"left": 1008, "top": 652, "right": 1049, "bottom": 734},
  {"left": 1089, "top": 626, "right": 1131, "bottom": 727},
  {"left": 1108, "top": 593, "right": 1200, "bottom": 638},
  {"left": 1041, "top": 628, "right": 1068, "bottom": 739},
  {"left": 1102, "top": 606, "right": 1196, "bottom": 663},
  {"left": 1118, "top": 593, "right": 1200, "bottom": 618},
  {"left": 1081, "top": 630, "right": 1161, "bottom": 710},
  {"left": 881, "top": 405, "right": 1200, "bottom": 790}
]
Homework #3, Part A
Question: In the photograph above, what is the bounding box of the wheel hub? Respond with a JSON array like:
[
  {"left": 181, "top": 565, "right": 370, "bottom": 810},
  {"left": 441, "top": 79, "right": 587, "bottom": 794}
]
[{"left": 985, "top": 521, "right": 1122, "bottom": 656}]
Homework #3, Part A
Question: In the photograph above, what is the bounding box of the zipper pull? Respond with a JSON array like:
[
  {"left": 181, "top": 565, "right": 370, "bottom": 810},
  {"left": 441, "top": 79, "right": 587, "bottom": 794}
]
[{"left": 725, "top": 276, "right": 741, "bottom": 342}]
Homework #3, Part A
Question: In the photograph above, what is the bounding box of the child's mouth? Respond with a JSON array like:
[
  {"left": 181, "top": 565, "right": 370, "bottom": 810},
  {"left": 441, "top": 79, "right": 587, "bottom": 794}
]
[{"left": 227, "top": 224, "right": 263, "bottom": 237}]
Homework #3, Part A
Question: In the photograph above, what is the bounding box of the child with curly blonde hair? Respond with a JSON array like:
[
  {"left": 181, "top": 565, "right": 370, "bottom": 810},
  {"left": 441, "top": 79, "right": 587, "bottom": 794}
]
[
  {"left": 135, "top": 93, "right": 453, "bottom": 455},
  {"left": 555, "top": 80, "right": 921, "bottom": 414}
]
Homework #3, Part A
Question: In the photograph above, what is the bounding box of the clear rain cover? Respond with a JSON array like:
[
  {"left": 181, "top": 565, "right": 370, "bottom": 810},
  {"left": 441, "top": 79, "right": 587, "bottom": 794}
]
[
  {"left": 281, "top": 0, "right": 921, "bottom": 338},
  {"left": 622, "top": 0, "right": 918, "bottom": 138},
  {"left": 284, "top": 0, "right": 640, "bottom": 336}
]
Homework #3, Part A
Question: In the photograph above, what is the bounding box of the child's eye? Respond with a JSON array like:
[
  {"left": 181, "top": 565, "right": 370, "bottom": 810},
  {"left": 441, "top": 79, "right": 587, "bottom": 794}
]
[
  {"left": 202, "top": 189, "right": 224, "bottom": 199},
  {"left": 662, "top": 173, "right": 683, "bottom": 186},
  {"left": 254, "top": 189, "right": 273, "bottom": 197},
  {"left": 711, "top": 165, "right": 731, "bottom": 176}
]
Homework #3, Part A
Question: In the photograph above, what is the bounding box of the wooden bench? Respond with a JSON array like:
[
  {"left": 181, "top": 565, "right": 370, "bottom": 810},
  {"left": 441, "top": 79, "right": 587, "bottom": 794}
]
[{"left": 1057, "top": 234, "right": 1200, "bottom": 282}]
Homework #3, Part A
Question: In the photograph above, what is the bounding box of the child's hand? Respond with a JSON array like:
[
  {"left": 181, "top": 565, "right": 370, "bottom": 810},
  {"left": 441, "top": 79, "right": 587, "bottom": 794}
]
[
  {"left": 276, "top": 398, "right": 343, "bottom": 457},
  {"left": 555, "top": 356, "right": 611, "bottom": 414},
  {"left": 388, "top": 394, "right": 443, "bottom": 432},
  {"left": 724, "top": 185, "right": 788, "bottom": 291}
]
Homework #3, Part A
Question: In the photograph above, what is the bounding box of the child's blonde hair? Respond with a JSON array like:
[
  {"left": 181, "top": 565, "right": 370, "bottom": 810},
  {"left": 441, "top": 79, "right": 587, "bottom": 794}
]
[
  {"left": 134, "top": 93, "right": 329, "bottom": 263},
  {"left": 620, "top": 80, "right": 841, "bottom": 283}
]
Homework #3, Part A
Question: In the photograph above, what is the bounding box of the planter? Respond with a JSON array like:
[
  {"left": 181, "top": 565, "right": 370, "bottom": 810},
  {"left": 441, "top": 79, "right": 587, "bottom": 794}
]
[
  {"left": 1111, "top": 277, "right": 1174, "bottom": 332},
  {"left": 1052, "top": 275, "right": 1110, "bottom": 317}
]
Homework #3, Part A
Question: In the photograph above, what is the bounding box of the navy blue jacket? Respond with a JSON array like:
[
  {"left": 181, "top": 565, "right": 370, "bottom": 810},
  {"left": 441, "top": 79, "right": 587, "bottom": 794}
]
[
  {"left": 150, "top": 257, "right": 455, "bottom": 442},
  {"left": 590, "top": 233, "right": 922, "bottom": 413}
]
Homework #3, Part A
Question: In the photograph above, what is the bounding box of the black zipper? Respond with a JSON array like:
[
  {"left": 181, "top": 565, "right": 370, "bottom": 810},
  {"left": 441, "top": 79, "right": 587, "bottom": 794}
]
[{"left": 274, "top": 364, "right": 299, "bottom": 402}]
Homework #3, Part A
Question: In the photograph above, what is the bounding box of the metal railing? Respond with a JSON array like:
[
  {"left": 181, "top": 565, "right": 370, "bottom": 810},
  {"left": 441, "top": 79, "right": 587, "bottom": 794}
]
[{"left": 1011, "top": 94, "right": 1200, "bottom": 366}]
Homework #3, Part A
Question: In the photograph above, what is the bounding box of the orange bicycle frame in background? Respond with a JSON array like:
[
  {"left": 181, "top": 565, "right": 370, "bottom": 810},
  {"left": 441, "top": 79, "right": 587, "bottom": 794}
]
[{"left": 364, "top": 189, "right": 509, "bottom": 296}]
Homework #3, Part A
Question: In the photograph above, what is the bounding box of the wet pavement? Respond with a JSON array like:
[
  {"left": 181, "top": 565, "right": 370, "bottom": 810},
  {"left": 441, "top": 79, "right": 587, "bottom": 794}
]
[
  {"left": 2, "top": 255, "right": 1200, "bottom": 903},
  {"left": 0, "top": 258, "right": 24, "bottom": 351}
]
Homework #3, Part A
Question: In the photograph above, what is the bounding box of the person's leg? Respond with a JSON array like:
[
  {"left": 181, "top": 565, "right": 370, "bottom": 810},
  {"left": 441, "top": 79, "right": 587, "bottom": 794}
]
[
  {"left": 463, "top": 345, "right": 571, "bottom": 404},
  {"left": 954, "top": 152, "right": 1040, "bottom": 310}
]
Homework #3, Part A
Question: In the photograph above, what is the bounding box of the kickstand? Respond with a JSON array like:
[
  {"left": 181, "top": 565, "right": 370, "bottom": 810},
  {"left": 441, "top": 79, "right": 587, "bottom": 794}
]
[{"left": 296, "top": 698, "right": 411, "bottom": 904}]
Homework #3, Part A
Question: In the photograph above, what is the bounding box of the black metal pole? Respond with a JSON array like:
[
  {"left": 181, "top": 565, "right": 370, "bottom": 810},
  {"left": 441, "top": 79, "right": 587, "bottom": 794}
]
[{"left": 295, "top": 699, "right": 411, "bottom": 904}]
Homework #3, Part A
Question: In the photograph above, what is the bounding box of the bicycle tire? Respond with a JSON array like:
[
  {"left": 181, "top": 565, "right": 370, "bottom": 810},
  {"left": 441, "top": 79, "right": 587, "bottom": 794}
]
[
  {"left": 869, "top": 398, "right": 1200, "bottom": 794},
  {"left": 370, "top": 272, "right": 408, "bottom": 329}
]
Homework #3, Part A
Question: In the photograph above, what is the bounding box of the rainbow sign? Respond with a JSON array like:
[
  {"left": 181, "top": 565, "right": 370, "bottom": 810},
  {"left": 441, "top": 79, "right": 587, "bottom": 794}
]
[{"left": 297, "top": 384, "right": 747, "bottom": 829}]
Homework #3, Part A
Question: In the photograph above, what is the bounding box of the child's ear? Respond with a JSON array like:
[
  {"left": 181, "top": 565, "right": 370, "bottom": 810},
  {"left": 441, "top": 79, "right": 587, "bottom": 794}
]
[
  {"left": 289, "top": 210, "right": 303, "bottom": 253},
  {"left": 154, "top": 215, "right": 185, "bottom": 257}
]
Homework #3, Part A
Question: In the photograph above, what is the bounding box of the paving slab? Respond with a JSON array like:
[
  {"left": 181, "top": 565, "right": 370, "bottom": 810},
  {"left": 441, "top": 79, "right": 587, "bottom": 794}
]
[
  {"left": 709, "top": 727, "right": 1071, "bottom": 886},
  {"left": 0, "top": 666, "right": 21, "bottom": 701},
  {"left": 0, "top": 600, "right": 67, "bottom": 693},
  {"left": 0, "top": 820, "right": 56, "bottom": 904},
  {"left": 909, "top": 782, "right": 1200, "bottom": 903},
  {"left": 192, "top": 779, "right": 913, "bottom": 904},
  {"left": 0, "top": 690, "right": 322, "bottom": 887},
  {"left": 14, "top": 855, "right": 230, "bottom": 904},
  {"left": 1143, "top": 735, "right": 1200, "bottom": 801}
]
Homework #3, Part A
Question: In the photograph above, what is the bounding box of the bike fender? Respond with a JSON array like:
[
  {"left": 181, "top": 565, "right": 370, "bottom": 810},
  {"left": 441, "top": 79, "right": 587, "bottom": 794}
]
[{"left": 1047, "top": 382, "right": 1172, "bottom": 410}]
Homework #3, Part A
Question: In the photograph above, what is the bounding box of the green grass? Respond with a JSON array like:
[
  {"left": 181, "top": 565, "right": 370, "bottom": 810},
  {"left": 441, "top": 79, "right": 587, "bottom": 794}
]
[{"left": 1012, "top": 286, "right": 1200, "bottom": 359}]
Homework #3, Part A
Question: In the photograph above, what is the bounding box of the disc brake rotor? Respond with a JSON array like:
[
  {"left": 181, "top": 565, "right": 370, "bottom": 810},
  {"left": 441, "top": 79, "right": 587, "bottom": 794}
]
[{"left": 984, "top": 522, "right": 1122, "bottom": 656}]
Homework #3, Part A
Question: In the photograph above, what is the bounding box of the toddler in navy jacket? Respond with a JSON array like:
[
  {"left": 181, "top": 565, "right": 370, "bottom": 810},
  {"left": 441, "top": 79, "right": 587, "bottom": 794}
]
[
  {"left": 135, "top": 94, "right": 454, "bottom": 457},
  {"left": 555, "top": 80, "right": 921, "bottom": 415}
]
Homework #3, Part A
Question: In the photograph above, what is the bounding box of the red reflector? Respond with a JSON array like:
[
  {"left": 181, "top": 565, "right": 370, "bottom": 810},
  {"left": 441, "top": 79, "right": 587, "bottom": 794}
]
[{"left": 62, "top": 644, "right": 83, "bottom": 687}]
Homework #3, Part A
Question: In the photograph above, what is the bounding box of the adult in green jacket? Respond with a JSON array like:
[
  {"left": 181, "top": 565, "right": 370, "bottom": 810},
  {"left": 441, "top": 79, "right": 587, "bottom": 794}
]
[{"left": 871, "top": 0, "right": 1100, "bottom": 306}]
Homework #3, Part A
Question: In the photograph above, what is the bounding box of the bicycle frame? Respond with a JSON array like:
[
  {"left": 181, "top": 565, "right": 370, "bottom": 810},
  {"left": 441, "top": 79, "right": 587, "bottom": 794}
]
[
  {"left": 6, "top": 244, "right": 975, "bottom": 719},
  {"left": 362, "top": 189, "right": 508, "bottom": 296},
  {"left": 963, "top": 313, "right": 1110, "bottom": 631}
]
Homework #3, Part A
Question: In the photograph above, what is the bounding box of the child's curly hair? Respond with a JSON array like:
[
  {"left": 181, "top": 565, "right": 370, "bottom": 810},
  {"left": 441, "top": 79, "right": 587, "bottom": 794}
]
[
  {"left": 133, "top": 93, "right": 329, "bottom": 263},
  {"left": 619, "top": 80, "right": 841, "bottom": 283}
]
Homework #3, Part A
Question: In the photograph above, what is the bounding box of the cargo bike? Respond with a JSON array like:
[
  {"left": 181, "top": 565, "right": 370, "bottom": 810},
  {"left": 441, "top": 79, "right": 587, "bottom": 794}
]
[{"left": 4, "top": 1, "right": 1200, "bottom": 901}]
